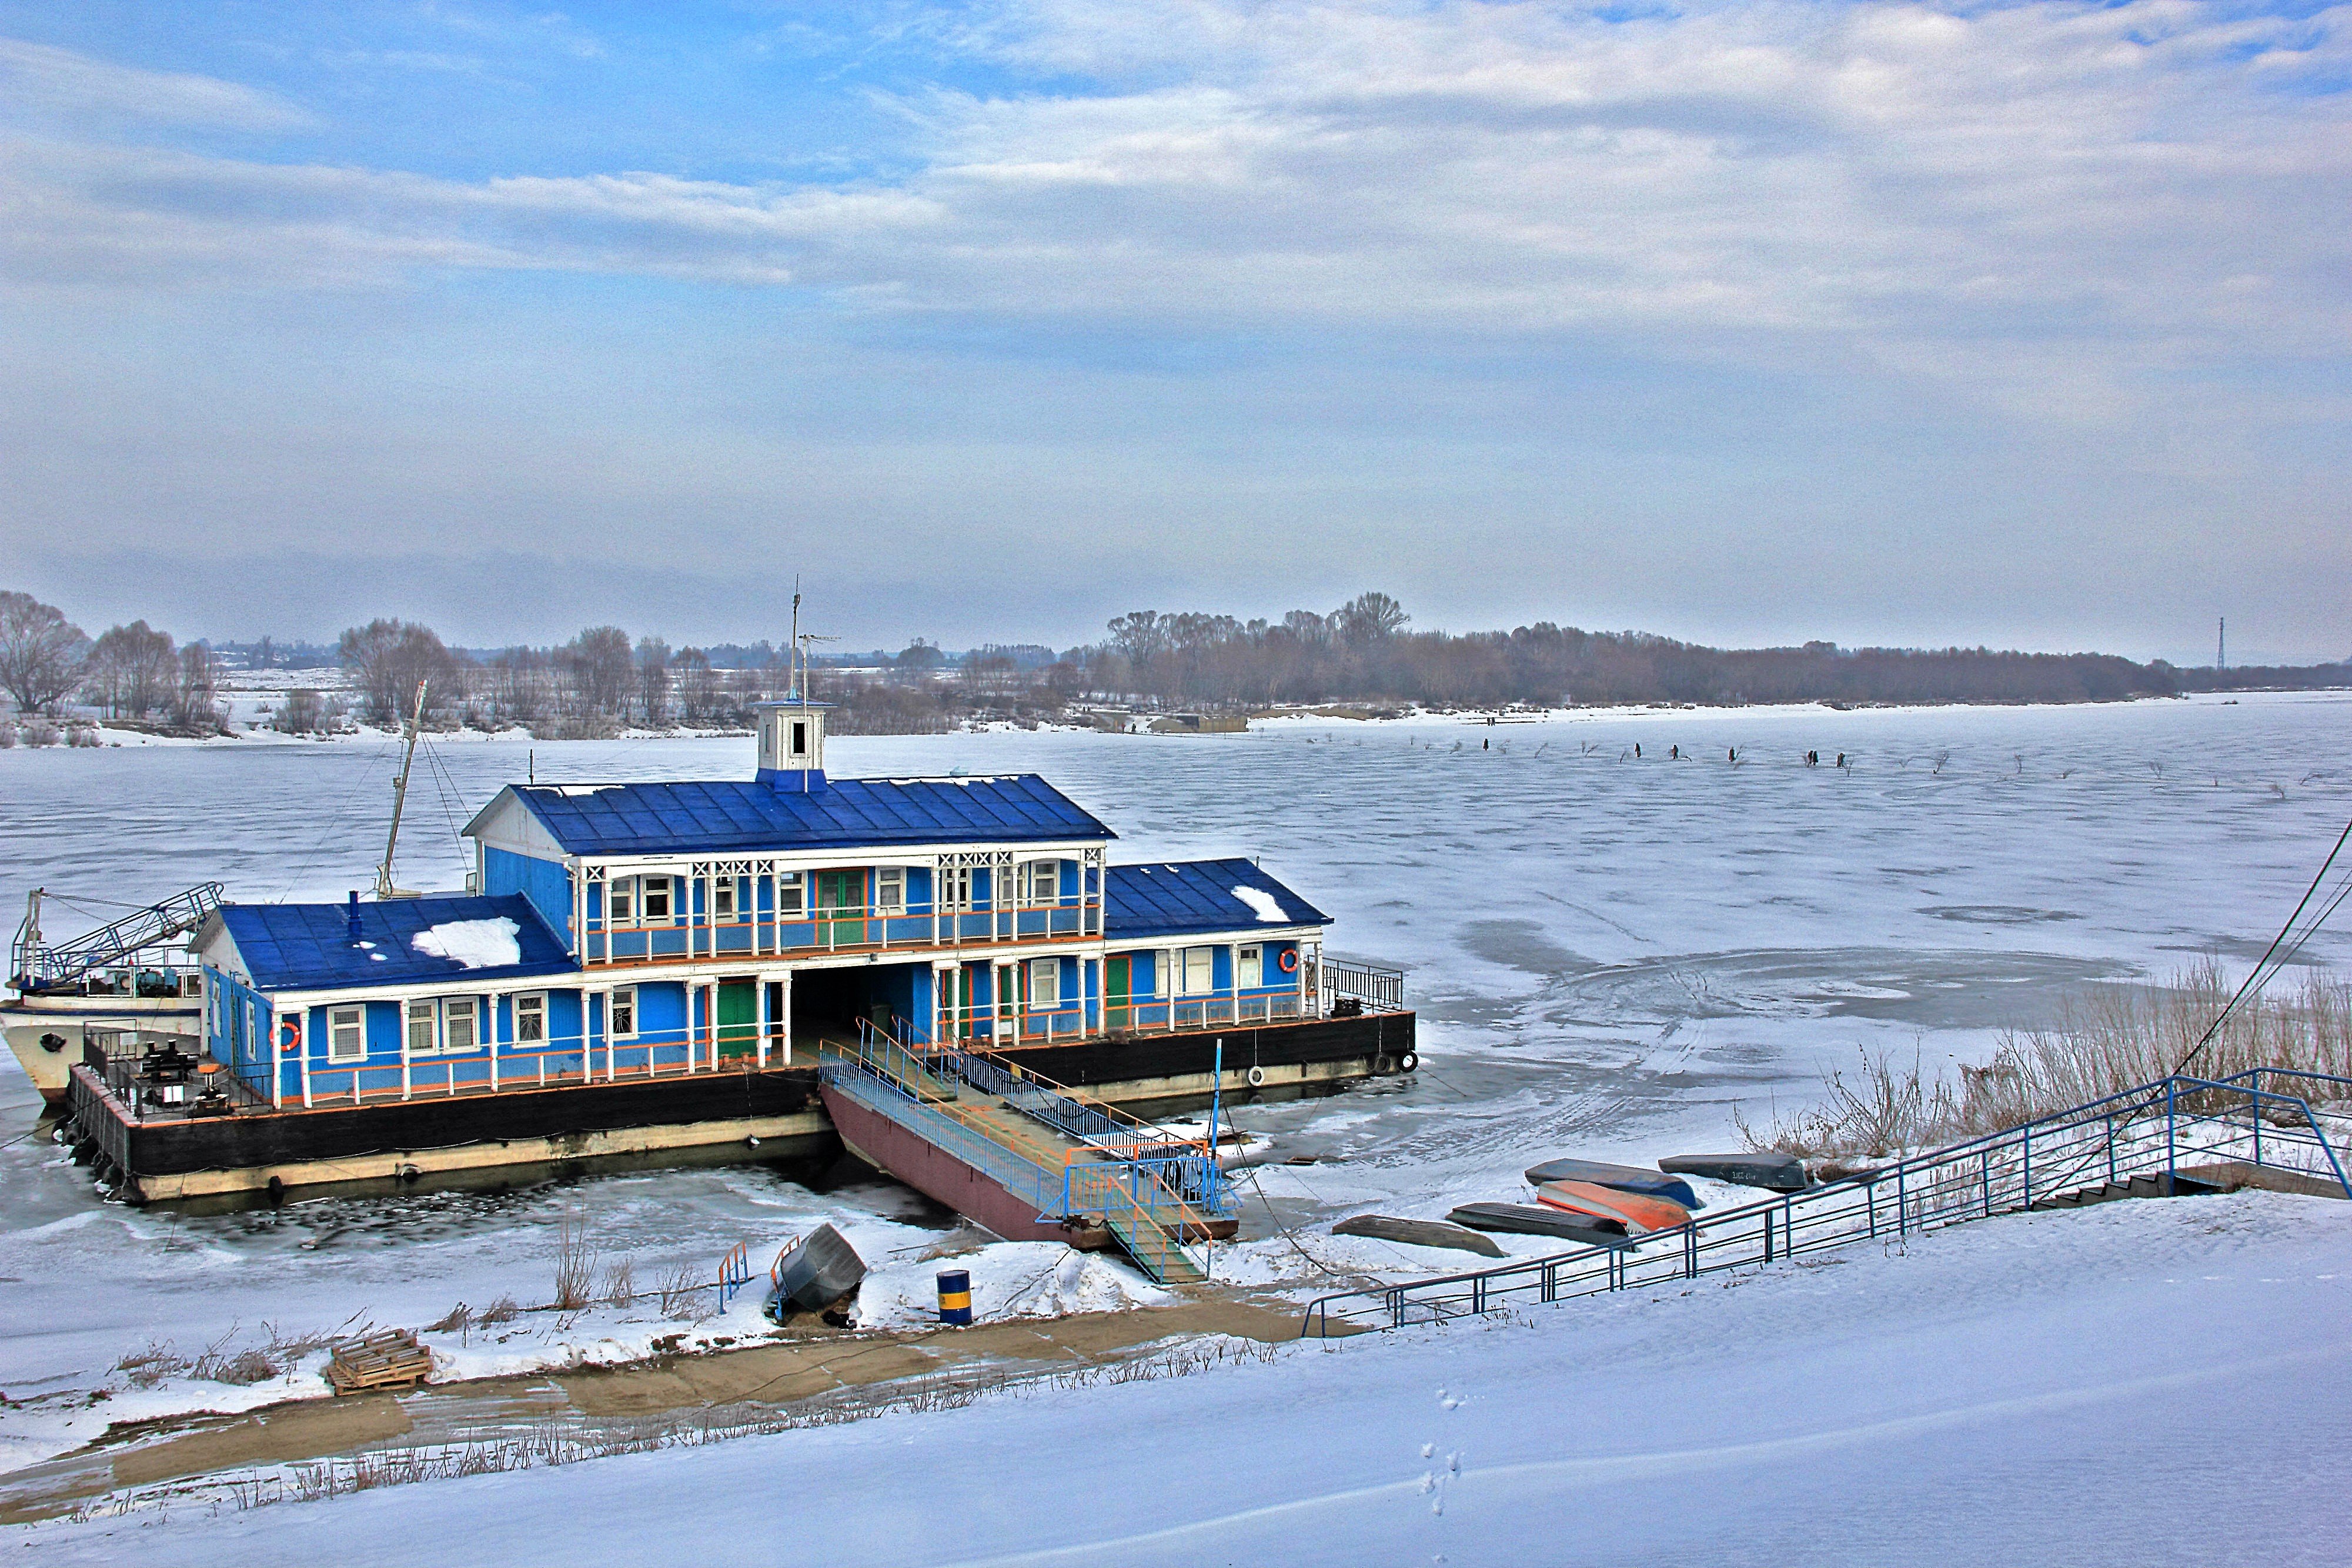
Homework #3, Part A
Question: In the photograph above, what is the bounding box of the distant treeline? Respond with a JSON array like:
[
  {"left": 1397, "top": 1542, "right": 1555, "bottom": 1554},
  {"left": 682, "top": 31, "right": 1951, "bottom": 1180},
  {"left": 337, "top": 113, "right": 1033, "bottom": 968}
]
[{"left": 2, "top": 586, "right": 2344, "bottom": 737}]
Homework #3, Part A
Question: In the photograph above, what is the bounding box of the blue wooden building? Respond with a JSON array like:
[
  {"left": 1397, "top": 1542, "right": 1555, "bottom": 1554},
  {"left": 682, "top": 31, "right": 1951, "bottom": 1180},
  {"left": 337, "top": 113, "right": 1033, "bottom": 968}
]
[{"left": 195, "top": 706, "right": 1338, "bottom": 1112}]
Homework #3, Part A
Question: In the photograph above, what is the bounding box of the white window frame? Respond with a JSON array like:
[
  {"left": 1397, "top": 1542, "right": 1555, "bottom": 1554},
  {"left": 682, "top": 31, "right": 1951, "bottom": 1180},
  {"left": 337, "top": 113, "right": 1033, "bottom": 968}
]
[
  {"left": 442, "top": 995, "right": 482, "bottom": 1054},
  {"left": 328, "top": 1005, "right": 366, "bottom": 1064},
  {"left": 641, "top": 875, "right": 674, "bottom": 925},
  {"left": 939, "top": 866, "right": 975, "bottom": 913},
  {"left": 515, "top": 992, "right": 547, "bottom": 1045},
  {"left": 777, "top": 871, "right": 805, "bottom": 916},
  {"left": 609, "top": 986, "right": 638, "bottom": 1039},
  {"left": 876, "top": 867, "right": 906, "bottom": 915},
  {"left": 406, "top": 999, "right": 437, "bottom": 1057},
  {"left": 1028, "top": 956, "right": 1060, "bottom": 1007},
  {"left": 713, "top": 877, "right": 737, "bottom": 921},
  {"left": 1182, "top": 947, "right": 1216, "bottom": 997},
  {"left": 1238, "top": 944, "right": 1263, "bottom": 988},
  {"left": 607, "top": 877, "right": 634, "bottom": 926},
  {"left": 1020, "top": 860, "right": 1060, "bottom": 906}
]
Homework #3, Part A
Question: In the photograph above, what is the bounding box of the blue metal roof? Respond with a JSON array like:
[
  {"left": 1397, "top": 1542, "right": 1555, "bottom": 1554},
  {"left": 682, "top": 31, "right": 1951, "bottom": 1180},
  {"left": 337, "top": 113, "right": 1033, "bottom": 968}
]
[
  {"left": 1105, "top": 859, "right": 1330, "bottom": 941},
  {"left": 505, "top": 776, "right": 1116, "bottom": 857},
  {"left": 219, "top": 895, "right": 577, "bottom": 992}
]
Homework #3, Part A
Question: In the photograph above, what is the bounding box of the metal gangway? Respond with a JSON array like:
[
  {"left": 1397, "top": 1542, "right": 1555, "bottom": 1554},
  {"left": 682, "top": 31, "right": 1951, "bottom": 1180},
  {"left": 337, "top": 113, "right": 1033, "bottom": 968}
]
[
  {"left": 821, "top": 1019, "right": 1238, "bottom": 1284},
  {"left": 1303, "top": 1069, "right": 2352, "bottom": 1336},
  {"left": 10, "top": 884, "right": 224, "bottom": 994}
]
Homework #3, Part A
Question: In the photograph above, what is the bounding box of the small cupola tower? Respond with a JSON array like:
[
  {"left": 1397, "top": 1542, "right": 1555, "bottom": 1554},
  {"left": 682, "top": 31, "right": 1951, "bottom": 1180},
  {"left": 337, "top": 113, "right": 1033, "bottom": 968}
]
[{"left": 754, "top": 701, "right": 829, "bottom": 791}]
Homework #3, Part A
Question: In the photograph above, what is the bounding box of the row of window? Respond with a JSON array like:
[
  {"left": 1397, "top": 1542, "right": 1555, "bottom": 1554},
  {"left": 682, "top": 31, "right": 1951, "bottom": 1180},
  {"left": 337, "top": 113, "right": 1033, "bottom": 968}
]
[
  {"left": 597, "top": 862, "right": 1072, "bottom": 928},
  {"left": 321, "top": 990, "right": 641, "bottom": 1063}
]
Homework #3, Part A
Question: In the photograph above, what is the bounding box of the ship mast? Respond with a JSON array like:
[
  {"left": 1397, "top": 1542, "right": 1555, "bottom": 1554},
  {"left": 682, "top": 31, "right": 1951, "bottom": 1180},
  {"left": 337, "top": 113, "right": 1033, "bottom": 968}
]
[{"left": 376, "top": 679, "right": 429, "bottom": 899}]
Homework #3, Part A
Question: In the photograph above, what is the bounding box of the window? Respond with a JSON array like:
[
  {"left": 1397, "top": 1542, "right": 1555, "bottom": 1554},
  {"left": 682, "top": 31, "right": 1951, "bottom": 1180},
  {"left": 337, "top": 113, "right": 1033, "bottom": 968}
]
[
  {"left": 328, "top": 1007, "right": 366, "bottom": 1063},
  {"left": 516, "top": 994, "right": 546, "bottom": 1044},
  {"left": 407, "top": 1000, "right": 436, "bottom": 1056},
  {"left": 939, "top": 866, "right": 975, "bottom": 912},
  {"left": 607, "top": 879, "right": 634, "bottom": 925},
  {"left": 444, "top": 997, "right": 480, "bottom": 1052},
  {"left": 777, "top": 872, "right": 805, "bottom": 915},
  {"left": 876, "top": 867, "right": 906, "bottom": 915},
  {"left": 610, "top": 987, "right": 637, "bottom": 1038},
  {"left": 790, "top": 720, "right": 809, "bottom": 755},
  {"left": 1029, "top": 957, "right": 1060, "bottom": 1007},
  {"left": 1182, "top": 947, "right": 1216, "bottom": 995},
  {"left": 1019, "top": 860, "right": 1060, "bottom": 905},
  {"left": 1238, "top": 945, "right": 1262, "bottom": 988},
  {"left": 641, "top": 876, "right": 673, "bottom": 924},
  {"left": 713, "top": 877, "right": 738, "bottom": 920}
]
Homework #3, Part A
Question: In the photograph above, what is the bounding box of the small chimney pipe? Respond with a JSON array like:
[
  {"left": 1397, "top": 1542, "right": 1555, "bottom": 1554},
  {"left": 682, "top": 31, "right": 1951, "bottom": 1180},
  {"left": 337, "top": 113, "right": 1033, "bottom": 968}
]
[{"left": 347, "top": 890, "right": 363, "bottom": 944}]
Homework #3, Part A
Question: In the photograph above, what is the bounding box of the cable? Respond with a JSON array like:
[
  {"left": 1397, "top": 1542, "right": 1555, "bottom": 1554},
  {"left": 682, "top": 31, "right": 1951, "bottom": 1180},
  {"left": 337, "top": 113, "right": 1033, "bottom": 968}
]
[{"left": 2175, "top": 814, "right": 2352, "bottom": 1075}]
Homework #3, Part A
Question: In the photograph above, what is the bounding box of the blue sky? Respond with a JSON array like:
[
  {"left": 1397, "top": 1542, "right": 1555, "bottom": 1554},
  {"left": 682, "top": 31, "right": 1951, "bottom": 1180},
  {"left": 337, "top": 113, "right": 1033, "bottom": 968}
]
[{"left": 1, "top": 1, "right": 2346, "bottom": 661}]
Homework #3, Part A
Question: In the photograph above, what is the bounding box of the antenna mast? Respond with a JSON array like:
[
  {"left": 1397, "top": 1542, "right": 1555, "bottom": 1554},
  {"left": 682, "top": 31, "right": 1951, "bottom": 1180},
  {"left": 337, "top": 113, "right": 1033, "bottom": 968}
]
[
  {"left": 2217, "top": 617, "right": 2226, "bottom": 672},
  {"left": 377, "top": 678, "right": 428, "bottom": 899}
]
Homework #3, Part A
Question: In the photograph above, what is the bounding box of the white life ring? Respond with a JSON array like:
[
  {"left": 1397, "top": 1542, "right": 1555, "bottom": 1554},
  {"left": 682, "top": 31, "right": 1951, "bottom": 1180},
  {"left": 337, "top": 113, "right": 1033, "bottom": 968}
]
[
  {"left": 1245, "top": 1064, "right": 1268, "bottom": 1088},
  {"left": 1399, "top": 1051, "right": 1419, "bottom": 1072}
]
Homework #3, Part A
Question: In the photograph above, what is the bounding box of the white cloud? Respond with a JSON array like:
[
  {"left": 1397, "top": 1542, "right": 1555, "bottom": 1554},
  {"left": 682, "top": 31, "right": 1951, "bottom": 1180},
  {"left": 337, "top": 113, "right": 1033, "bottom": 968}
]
[
  {"left": 0, "top": 37, "right": 310, "bottom": 131},
  {"left": 0, "top": 1, "right": 2347, "bottom": 421}
]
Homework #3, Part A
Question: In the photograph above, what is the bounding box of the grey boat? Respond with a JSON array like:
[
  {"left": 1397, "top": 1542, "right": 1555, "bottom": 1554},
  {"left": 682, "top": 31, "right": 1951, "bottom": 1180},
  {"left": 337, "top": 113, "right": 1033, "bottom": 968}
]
[
  {"left": 1445, "top": 1202, "right": 1636, "bottom": 1250},
  {"left": 1658, "top": 1151, "right": 1809, "bottom": 1193},
  {"left": 761, "top": 1223, "right": 867, "bottom": 1322}
]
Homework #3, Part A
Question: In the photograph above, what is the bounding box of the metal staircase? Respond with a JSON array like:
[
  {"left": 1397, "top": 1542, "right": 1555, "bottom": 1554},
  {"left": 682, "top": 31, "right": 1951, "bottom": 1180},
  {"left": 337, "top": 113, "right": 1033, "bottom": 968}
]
[{"left": 820, "top": 1022, "right": 1237, "bottom": 1286}]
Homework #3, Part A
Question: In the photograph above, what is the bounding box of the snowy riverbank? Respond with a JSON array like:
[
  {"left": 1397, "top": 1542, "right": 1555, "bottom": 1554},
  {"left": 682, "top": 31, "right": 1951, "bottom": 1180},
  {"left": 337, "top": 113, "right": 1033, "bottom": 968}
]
[{"left": 14, "top": 1189, "right": 2350, "bottom": 1566}]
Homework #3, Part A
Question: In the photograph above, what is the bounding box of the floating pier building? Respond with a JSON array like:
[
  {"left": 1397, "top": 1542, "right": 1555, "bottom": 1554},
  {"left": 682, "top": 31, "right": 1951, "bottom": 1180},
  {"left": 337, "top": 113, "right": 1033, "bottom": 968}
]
[{"left": 66, "top": 706, "right": 1412, "bottom": 1269}]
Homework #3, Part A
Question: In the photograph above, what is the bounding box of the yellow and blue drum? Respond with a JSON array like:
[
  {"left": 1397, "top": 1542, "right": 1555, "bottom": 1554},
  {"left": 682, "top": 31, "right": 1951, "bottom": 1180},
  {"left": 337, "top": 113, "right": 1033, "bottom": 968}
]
[{"left": 937, "top": 1268, "right": 973, "bottom": 1326}]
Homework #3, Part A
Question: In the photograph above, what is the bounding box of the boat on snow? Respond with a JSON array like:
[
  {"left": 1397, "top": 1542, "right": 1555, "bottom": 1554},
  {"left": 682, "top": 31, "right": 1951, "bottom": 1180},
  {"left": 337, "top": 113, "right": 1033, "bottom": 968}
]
[
  {"left": 1534, "top": 1179, "right": 1692, "bottom": 1234},
  {"left": 1445, "top": 1202, "right": 1636, "bottom": 1249},
  {"left": 1522, "top": 1158, "right": 1700, "bottom": 1209},
  {"left": 762, "top": 1223, "right": 866, "bottom": 1322},
  {"left": 1658, "top": 1151, "right": 1809, "bottom": 1193}
]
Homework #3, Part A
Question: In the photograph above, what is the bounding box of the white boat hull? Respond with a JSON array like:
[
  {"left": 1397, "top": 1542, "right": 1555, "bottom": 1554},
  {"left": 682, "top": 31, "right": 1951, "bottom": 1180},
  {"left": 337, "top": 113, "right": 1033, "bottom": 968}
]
[{"left": 4, "top": 997, "right": 202, "bottom": 1106}]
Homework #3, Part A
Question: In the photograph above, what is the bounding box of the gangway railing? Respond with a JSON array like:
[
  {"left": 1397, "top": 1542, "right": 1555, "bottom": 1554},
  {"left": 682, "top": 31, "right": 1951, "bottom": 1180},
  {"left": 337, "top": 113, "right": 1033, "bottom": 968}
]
[
  {"left": 12, "top": 884, "right": 223, "bottom": 993},
  {"left": 1321, "top": 958, "right": 1404, "bottom": 1015},
  {"left": 1302, "top": 1071, "right": 2352, "bottom": 1337},
  {"left": 821, "top": 1022, "right": 1234, "bottom": 1279}
]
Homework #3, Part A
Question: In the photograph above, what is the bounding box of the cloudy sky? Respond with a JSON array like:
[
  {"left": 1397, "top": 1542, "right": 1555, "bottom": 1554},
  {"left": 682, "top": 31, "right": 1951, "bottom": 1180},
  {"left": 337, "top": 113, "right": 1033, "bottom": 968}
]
[{"left": 1, "top": 1, "right": 2345, "bottom": 661}]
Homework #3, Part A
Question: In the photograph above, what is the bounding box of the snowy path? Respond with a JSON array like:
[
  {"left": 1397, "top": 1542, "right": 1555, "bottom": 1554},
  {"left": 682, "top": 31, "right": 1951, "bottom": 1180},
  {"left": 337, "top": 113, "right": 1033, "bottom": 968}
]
[{"left": 16, "top": 1191, "right": 2351, "bottom": 1566}]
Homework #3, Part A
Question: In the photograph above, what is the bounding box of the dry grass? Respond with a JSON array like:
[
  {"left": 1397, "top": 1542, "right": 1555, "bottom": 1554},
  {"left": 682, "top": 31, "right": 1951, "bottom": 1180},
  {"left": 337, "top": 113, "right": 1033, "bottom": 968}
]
[
  {"left": 112, "top": 1320, "right": 348, "bottom": 1389},
  {"left": 656, "top": 1261, "right": 716, "bottom": 1322},
  {"left": 478, "top": 1295, "right": 520, "bottom": 1329},
  {"left": 552, "top": 1213, "right": 597, "bottom": 1312},
  {"left": 1742, "top": 962, "right": 2352, "bottom": 1162},
  {"left": 598, "top": 1257, "right": 636, "bottom": 1307}
]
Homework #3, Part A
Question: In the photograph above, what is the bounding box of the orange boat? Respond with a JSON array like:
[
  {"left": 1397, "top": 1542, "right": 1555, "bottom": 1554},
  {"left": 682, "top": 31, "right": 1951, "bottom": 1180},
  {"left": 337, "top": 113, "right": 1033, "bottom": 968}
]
[{"left": 1535, "top": 1179, "right": 1693, "bottom": 1233}]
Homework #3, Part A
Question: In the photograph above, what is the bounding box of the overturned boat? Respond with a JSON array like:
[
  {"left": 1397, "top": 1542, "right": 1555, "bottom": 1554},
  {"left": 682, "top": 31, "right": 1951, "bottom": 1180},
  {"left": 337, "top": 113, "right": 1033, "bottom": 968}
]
[
  {"left": 763, "top": 1223, "right": 866, "bottom": 1321},
  {"left": 1534, "top": 1179, "right": 1692, "bottom": 1234},
  {"left": 1445, "top": 1202, "right": 1635, "bottom": 1249},
  {"left": 1659, "top": 1151, "right": 1809, "bottom": 1193},
  {"left": 1523, "top": 1157, "right": 1700, "bottom": 1209}
]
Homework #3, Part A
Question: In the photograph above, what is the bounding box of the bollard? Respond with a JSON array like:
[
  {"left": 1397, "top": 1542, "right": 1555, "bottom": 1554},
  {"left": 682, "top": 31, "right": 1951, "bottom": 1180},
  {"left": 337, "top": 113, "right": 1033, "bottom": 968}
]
[{"left": 937, "top": 1268, "right": 972, "bottom": 1326}]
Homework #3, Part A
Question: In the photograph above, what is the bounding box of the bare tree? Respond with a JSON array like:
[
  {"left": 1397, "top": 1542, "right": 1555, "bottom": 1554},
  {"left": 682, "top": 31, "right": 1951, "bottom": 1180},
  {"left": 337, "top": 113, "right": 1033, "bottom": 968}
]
[
  {"left": 1332, "top": 591, "right": 1410, "bottom": 646},
  {"left": 0, "top": 591, "right": 88, "bottom": 715},
  {"left": 84, "top": 621, "right": 177, "bottom": 720},
  {"left": 174, "top": 644, "right": 220, "bottom": 731},
  {"left": 673, "top": 647, "right": 717, "bottom": 724},
  {"left": 561, "top": 626, "right": 634, "bottom": 718},
  {"left": 635, "top": 637, "right": 671, "bottom": 727},
  {"left": 338, "top": 619, "right": 464, "bottom": 724}
]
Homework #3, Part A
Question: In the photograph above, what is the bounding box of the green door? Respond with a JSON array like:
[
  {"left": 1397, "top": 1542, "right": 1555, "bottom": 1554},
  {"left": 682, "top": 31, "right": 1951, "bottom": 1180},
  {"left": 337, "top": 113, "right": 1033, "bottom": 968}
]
[
  {"left": 716, "top": 979, "right": 757, "bottom": 1059},
  {"left": 816, "top": 870, "right": 864, "bottom": 947},
  {"left": 1105, "top": 956, "right": 1131, "bottom": 1030}
]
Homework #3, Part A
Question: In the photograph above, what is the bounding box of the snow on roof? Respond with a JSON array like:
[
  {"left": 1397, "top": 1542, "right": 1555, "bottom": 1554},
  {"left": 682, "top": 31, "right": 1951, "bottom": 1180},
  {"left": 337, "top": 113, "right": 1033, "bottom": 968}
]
[
  {"left": 217, "top": 895, "right": 574, "bottom": 992},
  {"left": 410, "top": 917, "right": 522, "bottom": 969},
  {"left": 1105, "top": 859, "right": 1329, "bottom": 941}
]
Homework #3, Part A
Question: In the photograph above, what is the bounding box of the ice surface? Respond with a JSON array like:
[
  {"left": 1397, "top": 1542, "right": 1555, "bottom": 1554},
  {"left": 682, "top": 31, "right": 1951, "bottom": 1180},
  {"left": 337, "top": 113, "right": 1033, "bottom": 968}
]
[
  {"left": 1, "top": 693, "right": 2348, "bottom": 1472},
  {"left": 12, "top": 1192, "right": 2350, "bottom": 1565},
  {"left": 409, "top": 918, "right": 520, "bottom": 969}
]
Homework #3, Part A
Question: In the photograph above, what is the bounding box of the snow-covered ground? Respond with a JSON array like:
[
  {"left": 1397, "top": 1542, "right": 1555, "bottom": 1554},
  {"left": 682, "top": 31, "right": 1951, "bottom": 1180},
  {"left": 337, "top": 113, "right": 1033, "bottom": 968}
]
[
  {"left": 0, "top": 693, "right": 2346, "bottom": 1474},
  {"left": 16, "top": 1189, "right": 2351, "bottom": 1566}
]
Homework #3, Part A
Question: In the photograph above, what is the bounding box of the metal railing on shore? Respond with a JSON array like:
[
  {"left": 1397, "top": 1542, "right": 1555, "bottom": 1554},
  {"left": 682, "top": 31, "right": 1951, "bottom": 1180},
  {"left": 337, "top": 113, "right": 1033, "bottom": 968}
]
[{"left": 1302, "top": 1070, "right": 2352, "bottom": 1337}]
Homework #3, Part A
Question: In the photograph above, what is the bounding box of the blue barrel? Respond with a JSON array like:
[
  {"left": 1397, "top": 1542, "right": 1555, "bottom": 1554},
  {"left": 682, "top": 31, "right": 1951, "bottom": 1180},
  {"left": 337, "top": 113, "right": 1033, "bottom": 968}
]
[{"left": 937, "top": 1268, "right": 973, "bottom": 1326}]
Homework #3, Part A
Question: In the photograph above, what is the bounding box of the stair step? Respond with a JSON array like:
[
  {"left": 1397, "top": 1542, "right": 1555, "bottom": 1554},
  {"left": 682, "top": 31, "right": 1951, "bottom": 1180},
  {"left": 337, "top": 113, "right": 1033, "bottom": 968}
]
[{"left": 2030, "top": 1171, "right": 2227, "bottom": 1212}]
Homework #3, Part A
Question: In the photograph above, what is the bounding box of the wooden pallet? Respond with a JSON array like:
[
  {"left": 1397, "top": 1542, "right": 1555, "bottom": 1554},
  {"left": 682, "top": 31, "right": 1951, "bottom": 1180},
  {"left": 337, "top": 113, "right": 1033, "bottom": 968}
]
[{"left": 325, "top": 1329, "right": 433, "bottom": 1396}]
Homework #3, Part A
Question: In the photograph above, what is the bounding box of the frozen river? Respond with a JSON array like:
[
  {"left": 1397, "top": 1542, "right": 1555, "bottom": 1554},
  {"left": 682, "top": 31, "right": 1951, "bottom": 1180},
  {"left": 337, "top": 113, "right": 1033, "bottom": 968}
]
[{"left": 0, "top": 691, "right": 2345, "bottom": 1466}]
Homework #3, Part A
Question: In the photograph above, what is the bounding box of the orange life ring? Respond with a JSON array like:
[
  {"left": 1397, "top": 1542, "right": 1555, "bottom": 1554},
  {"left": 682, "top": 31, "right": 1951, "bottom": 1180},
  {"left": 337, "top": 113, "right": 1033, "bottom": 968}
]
[
  {"left": 1277, "top": 948, "right": 1300, "bottom": 974},
  {"left": 281, "top": 1017, "right": 302, "bottom": 1049}
]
